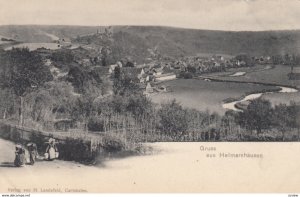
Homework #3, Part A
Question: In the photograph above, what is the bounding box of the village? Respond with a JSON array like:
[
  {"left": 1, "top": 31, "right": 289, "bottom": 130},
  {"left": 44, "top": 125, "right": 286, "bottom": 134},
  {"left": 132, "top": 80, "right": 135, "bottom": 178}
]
[
  {"left": 25, "top": 27, "right": 280, "bottom": 98},
  {"left": 106, "top": 53, "right": 276, "bottom": 96}
]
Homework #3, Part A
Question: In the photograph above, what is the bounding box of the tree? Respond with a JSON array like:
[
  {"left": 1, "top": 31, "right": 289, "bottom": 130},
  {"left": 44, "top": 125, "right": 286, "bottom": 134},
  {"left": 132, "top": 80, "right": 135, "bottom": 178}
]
[
  {"left": 158, "top": 100, "right": 188, "bottom": 136},
  {"left": 126, "top": 94, "right": 153, "bottom": 119},
  {"left": 0, "top": 48, "right": 53, "bottom": 125},
  {"left": 286, "top": 102, "right": 300, "bottom": 141},
  {"left": 25, "top": 89, "right": 54, "bottom": 123},
  {"left": 272, "top": 104, "right": 290, "bottom": 140},
  {"left": 0, "top": 88, "right": 15, "bottom": 119},
  {"left": 236, "top": 98, "right": 272, "bottom": 135},
  {"left": 50, "top": 49, "right": 74, "bottom": 66},
  {"left": 101, "top": 57, "right": 107, "bottom": 67},
  {"left": 271, "top": 55, "right": 283, "bottom": 65},
  {"left": 113, "top": 68, "right": 140, "bottom": 96},
  {"left": 114, "top": 66, "right": 121, "bottom": 79},
  {"left": 235, "top": 54, "right": 255, "bottom": 67},
  {"left": 125, "top": 61, "right": 134, "bottom": 67},
  {"left": 67, "top": 66, "right": 89, "bottom": 93},
  {"left": 71, "top": 95, "right": 95, "bottom": 131},
  {"left": 187, "top": 66, "right": 196, "bottom": 74},
  {"left": 221, "top": 110, "right": 237, "bottom": 138}
]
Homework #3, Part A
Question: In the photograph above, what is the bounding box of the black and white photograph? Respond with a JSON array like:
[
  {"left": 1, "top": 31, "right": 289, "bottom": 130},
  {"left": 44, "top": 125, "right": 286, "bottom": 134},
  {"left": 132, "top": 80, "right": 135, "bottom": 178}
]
[{"left": 0, "top": 0, "right": 300, "bottom": 194}]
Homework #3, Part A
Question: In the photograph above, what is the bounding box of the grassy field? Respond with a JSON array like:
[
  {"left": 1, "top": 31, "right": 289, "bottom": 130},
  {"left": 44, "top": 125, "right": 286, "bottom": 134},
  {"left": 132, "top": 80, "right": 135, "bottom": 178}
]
[
  {"left": 204, "top": 64, "right": 300, "bottom": 88},
  {"left": 150, "top": 79, "right": 276, "bottom": 114},
  {"left": 262, "top": 92, "right": 300, "bottom": 106},
  {"left": 203, "top": 65, "right": 273, "bottom": 77}
]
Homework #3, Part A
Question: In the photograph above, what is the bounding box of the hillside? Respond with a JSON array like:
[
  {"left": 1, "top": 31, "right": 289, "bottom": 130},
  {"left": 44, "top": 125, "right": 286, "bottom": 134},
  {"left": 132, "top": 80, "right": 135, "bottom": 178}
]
[
  {"left": 113, "top": 26, "right": 300, "bottom": 57},
  {"left": 0, "top": 25, "right": 99, "bottom": 42},
  {"left": 1, "top": 25, "right": 300, "bottom": 60}
]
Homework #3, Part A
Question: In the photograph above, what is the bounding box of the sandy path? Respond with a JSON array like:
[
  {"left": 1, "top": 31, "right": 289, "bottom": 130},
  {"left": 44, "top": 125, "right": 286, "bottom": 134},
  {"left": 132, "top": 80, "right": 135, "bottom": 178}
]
[{"left": 1, "top": 139, "right": 300, "bottom": 193}]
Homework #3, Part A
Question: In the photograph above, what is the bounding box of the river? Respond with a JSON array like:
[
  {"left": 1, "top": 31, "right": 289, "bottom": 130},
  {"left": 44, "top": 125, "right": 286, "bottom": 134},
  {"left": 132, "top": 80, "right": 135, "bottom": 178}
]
[
  {"left": 229, "top": 71, "right": 246, "bottom": 77},
  {"left": 222, "top": 86, "right": 299, "bottom": 111},
  {"left": 222, "top": 92, "right": 263, "bottom": 112},
  {"left": 221, "top": 71, "right": 299, "bottom": 111}
]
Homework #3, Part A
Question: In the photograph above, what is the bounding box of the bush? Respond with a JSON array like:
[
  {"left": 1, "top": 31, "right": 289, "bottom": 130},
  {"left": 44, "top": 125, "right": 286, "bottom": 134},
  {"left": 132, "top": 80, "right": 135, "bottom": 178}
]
[
  {"left": 158, "top": 100, "right": 188, "bottom": 136},
  {"left": 236, "top": 98, "right": 273, "bottom": 134},
  {"left": 178, "top": 72, "right": 193, "bottom": 79},
  {"left": 29, "top": 132, "right": 47, "bottom": 154},
  {"left": 102, "top": 135, "right": 126, "bottom": 152},
  {"left": 58, "top": 138, "right": 92, "bottom": 161},
  {"left": 11, "top": 129, "right": 22, "bottom": 143},
  {"left": 87, "top": 117, "right": 104, "bottom": 132},
  {"left": 0, "top": 124, "right": 11, "bottom": 140}
]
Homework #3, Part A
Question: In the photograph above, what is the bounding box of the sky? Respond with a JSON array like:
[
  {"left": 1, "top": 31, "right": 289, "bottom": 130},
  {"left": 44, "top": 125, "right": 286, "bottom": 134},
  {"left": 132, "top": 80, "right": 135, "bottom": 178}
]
[{"left": 0, "top": 0, "right": 300, "bottom": 31}]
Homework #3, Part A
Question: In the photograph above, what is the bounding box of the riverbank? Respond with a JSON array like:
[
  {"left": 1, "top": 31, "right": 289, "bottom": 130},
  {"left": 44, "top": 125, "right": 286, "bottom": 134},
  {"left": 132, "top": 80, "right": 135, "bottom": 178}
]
[
  {"left": 195, "top": 75, "right": 299, "bottom": 111},
  {"left": 196, "top": 76, "right": 299, "bottom": 90},
  {"left": 150, "top": 77, "right": 298, "bottom": 114}
]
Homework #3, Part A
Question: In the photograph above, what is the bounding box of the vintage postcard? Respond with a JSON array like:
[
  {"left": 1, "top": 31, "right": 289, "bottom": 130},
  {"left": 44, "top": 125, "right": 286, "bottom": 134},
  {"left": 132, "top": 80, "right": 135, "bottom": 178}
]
[{"left": 0, "top": 0, "right": 300, "bottom": 194}]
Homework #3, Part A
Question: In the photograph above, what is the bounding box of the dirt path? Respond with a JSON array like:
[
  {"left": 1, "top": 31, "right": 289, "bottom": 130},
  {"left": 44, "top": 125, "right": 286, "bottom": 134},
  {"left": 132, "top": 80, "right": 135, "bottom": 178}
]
[
  {"left": 1, "top": 139, "right": 300, "bottom": 193},
  {"left": 0, "top": 138, "right": 86, "bottom": 168},
  {"left": 0, "top": 138, "right": 16, "bottom": 164}
]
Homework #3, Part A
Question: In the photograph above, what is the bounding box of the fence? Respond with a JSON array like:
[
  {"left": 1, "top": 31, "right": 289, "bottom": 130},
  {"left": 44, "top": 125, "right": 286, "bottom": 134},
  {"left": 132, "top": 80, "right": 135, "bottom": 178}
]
[{"left": 0, "top": 120, "right": 114, "bottom": 162}]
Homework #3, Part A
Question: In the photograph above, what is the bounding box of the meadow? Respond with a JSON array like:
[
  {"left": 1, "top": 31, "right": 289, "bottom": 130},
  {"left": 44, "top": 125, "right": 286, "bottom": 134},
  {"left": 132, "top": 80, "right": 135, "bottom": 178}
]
[
  {"left": 203, "top": 64, "right": 273, "bottom": 78},
  {"left": 205, "top": 64, "right": 300, "bottom": 87},
  {"left": 201, "top": 64, "right": 300, "bottom": 108},
  {"left": 262, "top": 92, "right": 300, "bottom": 106}
]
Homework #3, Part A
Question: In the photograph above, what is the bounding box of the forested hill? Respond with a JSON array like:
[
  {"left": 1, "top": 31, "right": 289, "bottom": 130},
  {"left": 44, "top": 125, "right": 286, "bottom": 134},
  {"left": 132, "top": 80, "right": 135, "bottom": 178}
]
[
  {"left": 1, "top": 25, "right": 300, "bottom": 57},
  {"left": 115, "top": 26, "right": 300, "bottom": 57}
]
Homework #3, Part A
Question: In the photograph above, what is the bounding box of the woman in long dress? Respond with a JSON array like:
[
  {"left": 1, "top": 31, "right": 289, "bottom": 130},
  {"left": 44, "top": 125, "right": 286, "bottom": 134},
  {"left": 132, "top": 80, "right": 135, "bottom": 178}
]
[
  {"left": 14, "top": 144, "right": 26, "bottom": 167},
  {"left": 45, "top": 138, "right": 58, "bottom": 161}
]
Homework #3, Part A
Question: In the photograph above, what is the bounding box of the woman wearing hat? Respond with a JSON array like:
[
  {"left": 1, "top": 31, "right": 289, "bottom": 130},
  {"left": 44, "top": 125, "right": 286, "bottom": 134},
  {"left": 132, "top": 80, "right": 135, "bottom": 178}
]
[
  {"left": 45, "top": 138, "right": 59, "bottom": 161},
  {"left": 14, "top": 144, "right": 26, "bottom": 167},
  {"left": 27, "top": 142, "right": 38, "bottom": 165}
]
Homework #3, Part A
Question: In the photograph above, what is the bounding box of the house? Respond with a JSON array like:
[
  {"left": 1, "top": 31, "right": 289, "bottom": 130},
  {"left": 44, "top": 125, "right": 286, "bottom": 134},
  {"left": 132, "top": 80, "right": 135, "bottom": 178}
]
[
  {"left": 155, "top": 73, "right": 176, "bottom": 82},
  {"left": 217, "top": 55, "right": 224, "bottom": 61},
  {"left": 109, "top": 63, "right": 122, "bottom": 74},
  {"left": 139, "top": 74, "right": 151, "bottom": 83},
  {"left": 55, "top": 37, "right": 72, "bottom": 46},
  {"left": 108, "top": 65, "right": 116, "bottom": 74},
  {"left": 61, "top": 37, "right": 71, "bottom": 43},
  {"left": 153, "top": 68, "right": 163, "bottom": 76},
  {"left": 145, "top": 82, "right": 154, "bottom": 93},
  {"left": 213, "top": 62, "right": 220, "bottom": 67},
  {"left": 137, "top": 68, "right": 145, "bottom": 78},
  {"left": 116, "top": 61, "right": 123, "bottom": 67},
  {"left": 44, "top": 59, "right": 52, "bottom": 66},
  {"left": 146, "top": 75, "right": 150, "bottom": 82}
]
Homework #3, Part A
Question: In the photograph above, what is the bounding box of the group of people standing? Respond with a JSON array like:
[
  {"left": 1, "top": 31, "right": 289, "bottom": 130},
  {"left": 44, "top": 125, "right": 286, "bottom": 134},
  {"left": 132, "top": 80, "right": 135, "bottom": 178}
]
[{"left": 14, "top": 137, "right": 59, "bottom": 167}]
